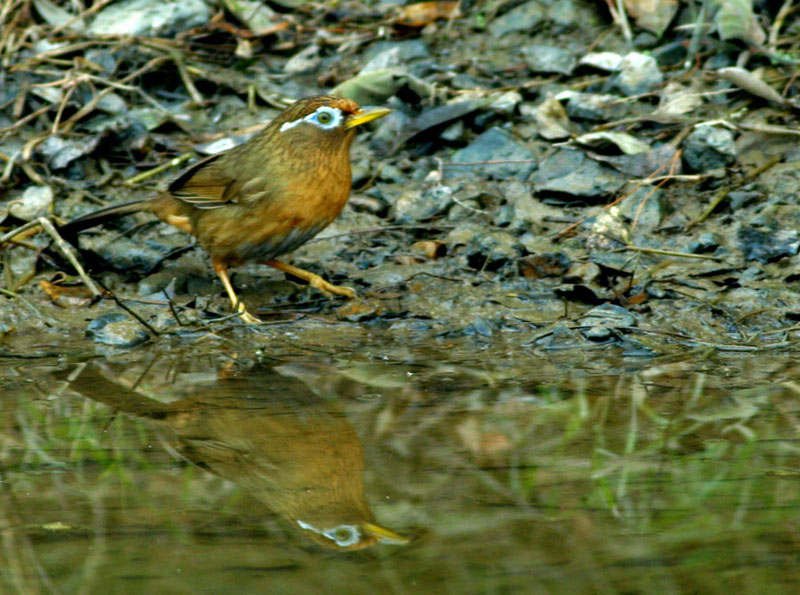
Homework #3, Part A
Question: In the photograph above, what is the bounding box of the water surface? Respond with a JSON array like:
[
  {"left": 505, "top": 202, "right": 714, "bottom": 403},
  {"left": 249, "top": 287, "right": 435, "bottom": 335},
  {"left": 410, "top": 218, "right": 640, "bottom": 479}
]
[{"left": 2, "top": 347, "right": 799, "bottom": 593}]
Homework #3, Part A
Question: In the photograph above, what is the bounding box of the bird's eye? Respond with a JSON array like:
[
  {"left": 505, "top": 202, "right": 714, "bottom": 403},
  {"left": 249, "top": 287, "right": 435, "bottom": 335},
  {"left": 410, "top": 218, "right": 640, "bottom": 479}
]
[{"left": 317, "top": 111, "right": 332, "bottom": 124}]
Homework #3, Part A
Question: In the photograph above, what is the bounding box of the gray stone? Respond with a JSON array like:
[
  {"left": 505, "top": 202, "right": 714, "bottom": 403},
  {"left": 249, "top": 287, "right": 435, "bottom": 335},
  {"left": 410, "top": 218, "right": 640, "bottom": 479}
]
[
  {"left": 521, "top": 45, "right": 576, "bottom": 75},
  {"left": 534, "top": 149, "right": 625, "bottom": 199},
  {"left": 86, "top": 313, "right": 150, "bottom": 347},
  {"left": 683, "top": 125, "right": 737, "bottom": 172},
  {"left": 449, "top": 128, "right": 536, "bottom": 180},
  {"left": 686, "top": 232, "right": 718, "bottom": 254},
  {"left": 488, "top": 1, "right": 546, "bottom": 37},
  {"left": 617, "top": 187, "right": 665, "bottom": 227},
  {"left": 9, "top": 185, "right": 53, "bottom": 220},
  {"left": 738, "top": 227, "right": 800, "bottom": 263},
  {"left": 393, "top": 185, "right": 454, "bottom": 223},
  {"left": 89, "top": 0, "right": 211, "bottom": 36},
  {"left": 564, "top": 92, "right": 628, "bottom": 121},
  {"left": 39, "top": 135, "right": 100, "bottom": 170},
  {"left": 613, "top": 52, "right": 664, "bottom": 96},
  {"left": 582, "top": 303, "right": 637, "bottom": 328}
]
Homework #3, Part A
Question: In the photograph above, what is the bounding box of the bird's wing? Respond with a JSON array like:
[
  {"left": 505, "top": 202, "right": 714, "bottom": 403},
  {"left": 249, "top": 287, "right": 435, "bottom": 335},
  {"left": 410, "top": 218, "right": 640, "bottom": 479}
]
[{"left": 168, "top": 153, "right": 241, "bottom": 209}]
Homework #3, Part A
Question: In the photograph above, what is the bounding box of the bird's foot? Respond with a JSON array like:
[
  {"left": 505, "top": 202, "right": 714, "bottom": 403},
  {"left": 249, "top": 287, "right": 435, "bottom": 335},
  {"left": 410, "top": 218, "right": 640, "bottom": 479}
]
[
  {"left": 235, "top": 303, "right": 261, "bottom": 324},
  {"left": 308, "top": 274, "right": 357, "bottom": 299},
  {"left": 262, "top": 260, "right": 357, "bottom": 300}
]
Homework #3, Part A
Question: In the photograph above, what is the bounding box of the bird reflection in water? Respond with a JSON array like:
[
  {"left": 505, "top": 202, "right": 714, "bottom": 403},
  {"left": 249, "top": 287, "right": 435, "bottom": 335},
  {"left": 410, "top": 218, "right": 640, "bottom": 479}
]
[{"left": 63, "top": 361, "right": 408, "bottom": 551}]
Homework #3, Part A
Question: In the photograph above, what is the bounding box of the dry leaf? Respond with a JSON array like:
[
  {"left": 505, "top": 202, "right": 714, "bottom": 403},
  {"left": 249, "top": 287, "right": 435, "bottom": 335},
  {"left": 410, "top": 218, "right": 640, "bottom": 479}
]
[
  {"left": 40, "top": 280, "right": 95, "bottom": 307},
  {"left": 393, "top": 2, "right": 461, "bottom": 27}
]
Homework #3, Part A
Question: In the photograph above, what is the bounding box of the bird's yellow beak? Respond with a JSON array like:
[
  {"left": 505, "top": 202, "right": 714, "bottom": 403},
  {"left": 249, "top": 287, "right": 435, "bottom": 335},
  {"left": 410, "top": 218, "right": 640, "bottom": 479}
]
[
  {"left": 363, "top": 521, "right": 409, "bottom": 545},
  {"left": 346, "top": 106, "right": 392, "bottom": 129}
]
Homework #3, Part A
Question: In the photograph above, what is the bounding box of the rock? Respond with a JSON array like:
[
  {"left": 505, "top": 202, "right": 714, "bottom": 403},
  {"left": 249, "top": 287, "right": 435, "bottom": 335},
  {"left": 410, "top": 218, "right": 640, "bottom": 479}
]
[
  {"left": 686, "top": 233, "right": 718, "bottom": 254},
  {"left": 535, "top": 324, "right": 584, "bottom": 350},
  {"left": 449, "top": 128, "right": 536, "bottom": 180},
  {"left": 9, "top": 185, "right": 53, "bottom": 220},
  {"left": 440, "top": 119, "right": 466, "bottom": 142},
  {"left": 448, "top": 226, "right": 520, "bottom": 271},
  {"left": 563, "top": 92, "right": 628, "bottom": 122},
  {"left": 683, "top": 125, "right": 737, "bottom": 172},
  {"left": 86, "top": 313, "right": 150, "bottom": 347},
  {"left": 534, "top": 149, "right": 625, "bottom": 201},
  {"left": 488, "top": 91, "right": 522, "bottom": 115},
  {"left": 738, "top": 227, "right": 800, "bottom": 263},
  {"left": 617, "top": 187, "right": 665, "bottom": 227},
  {"left": 488, "top": 1, "right": 546, "bottom": 37},
  {"left": 518, "top": 253, "right": 572, "bottom": 279},
  {"left": 362, "top": 40, "right": 430, "bottom": 66},
  {"left": 88, "top": 0, "right": 211, "bottom": 36},
  {"left": 284, "top": 44, "right": 320, "bottom": 74},
  {"left": 582, "top": 303, "right": 637, "bottom": 328},
  {"left": 521, "top": 45, "right": 576, "bottom": 75},
  {"left": 39, "top": 135, "right": 100, "bottom": 170},
  {"left": 578, "top": 52, "right": 623, "bottom": 72},
  {"left": 79, "top": 235, "right": 176, "bottom": 275},
  {"left": 613, "top": 52, "right": 664, "bottom": 96},
  {"left": 393, "top": 185, "right": 454, "bottom": 223}
]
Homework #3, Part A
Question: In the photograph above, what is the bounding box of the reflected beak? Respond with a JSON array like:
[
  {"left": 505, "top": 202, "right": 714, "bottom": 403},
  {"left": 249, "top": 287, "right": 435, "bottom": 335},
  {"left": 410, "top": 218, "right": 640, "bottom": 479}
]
[
  {"left": 363, "top": 521, "right": 409, "bottom": 545},
  {"left": 346, "top": 106, "right": 392, "bottom": 129}
]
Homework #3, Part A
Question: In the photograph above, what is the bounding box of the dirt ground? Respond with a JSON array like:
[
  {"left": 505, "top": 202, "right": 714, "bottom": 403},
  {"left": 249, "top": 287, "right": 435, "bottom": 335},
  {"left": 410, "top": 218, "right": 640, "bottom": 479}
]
[{"left": 2, "top": 0, "right": 800, "bottom": 357}]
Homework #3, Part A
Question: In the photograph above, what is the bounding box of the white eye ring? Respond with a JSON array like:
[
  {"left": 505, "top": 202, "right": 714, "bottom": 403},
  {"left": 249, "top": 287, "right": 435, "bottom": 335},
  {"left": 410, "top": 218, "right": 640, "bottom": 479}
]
[{"left": 280, "top": 106, "right": 342, "bottom": 132}]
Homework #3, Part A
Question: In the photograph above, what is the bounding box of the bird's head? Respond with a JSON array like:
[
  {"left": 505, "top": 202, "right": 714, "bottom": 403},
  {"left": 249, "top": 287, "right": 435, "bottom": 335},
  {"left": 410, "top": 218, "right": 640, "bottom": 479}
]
[{"left": 270, "top": 95, "right": 390, "bottom": 151}]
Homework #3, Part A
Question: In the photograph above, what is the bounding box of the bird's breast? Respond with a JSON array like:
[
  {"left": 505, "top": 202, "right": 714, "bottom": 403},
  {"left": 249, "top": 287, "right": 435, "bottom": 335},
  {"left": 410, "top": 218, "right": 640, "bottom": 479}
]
[{"left": 198, "top": 161, "right": 352, "bottom": 265}]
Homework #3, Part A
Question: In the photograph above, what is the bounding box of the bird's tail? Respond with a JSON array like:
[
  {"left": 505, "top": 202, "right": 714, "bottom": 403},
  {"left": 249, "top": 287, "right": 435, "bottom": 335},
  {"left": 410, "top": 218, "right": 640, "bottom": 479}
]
[{"left": 59, "top": 199, "right": 147, "bottom": 237}]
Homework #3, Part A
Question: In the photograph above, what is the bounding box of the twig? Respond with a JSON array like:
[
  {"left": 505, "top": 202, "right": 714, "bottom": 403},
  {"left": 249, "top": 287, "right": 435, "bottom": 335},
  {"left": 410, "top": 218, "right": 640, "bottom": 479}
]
[
  {"left": 611, "top": 245, "right": 721, "bottom": 260},
  {"left": 686, "top": 155, "right": 780, "bottom": 230},
  {"left": 769, "top": 0, "right": 796, "bottom": 50},
  {"left": 0, "top": 220, "right": 42, "bottom": 247},
  {"left": 92, "top": 278, "right": 160, "bottom": 337},
  {"left": 124, "top": 152, "right": 193, "bottom": 186},
  {"left": 0, "top": 288, "right": 58, "bottom": 325},
  {"left": 37, "top": 217, "right": 103, "bottom": 298}
]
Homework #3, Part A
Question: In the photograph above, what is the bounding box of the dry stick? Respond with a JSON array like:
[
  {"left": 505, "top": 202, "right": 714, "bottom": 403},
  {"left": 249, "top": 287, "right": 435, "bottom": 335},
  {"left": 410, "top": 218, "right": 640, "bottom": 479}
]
[
  {"left": 611, "top": 245, "right": 720, "bottom": 260},
  {"left": 552, "top": 159, "right": 671, "bottom": 242},
  {"left": 630, "top": 148, "right": 683, "bottom": 233},
  {"left": 686, "top": 155, "right": 781, "bottom": 230},
  {"left": 174, "top": 56, "right": 204, "bottom": 106},
  {"left": 37, "top": 217, "right": 102, "bottom": 298},
  {"left": 48, "top": 0, "right": 117, "bottom": 37},
  {"left": 769, "top": 0, "right": 796, "bottom": 50},
  {"left": 124, "top": 152, "right": 193, "bottom": 186},
  {"left": 91, "top": 277, "right": 161, "bottom": 337},
  {"left": 0, "top": 220, "right": 43, "bottom": 247},
  {"left": 58, "top": 55, "right": 171, "bottom": 135}
]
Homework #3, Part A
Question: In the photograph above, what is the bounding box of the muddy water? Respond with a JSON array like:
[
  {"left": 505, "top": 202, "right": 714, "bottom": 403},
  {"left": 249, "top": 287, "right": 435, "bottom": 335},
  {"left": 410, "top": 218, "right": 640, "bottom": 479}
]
[{"left": 1, "top": 346, "right": 799, "bottom": 593}]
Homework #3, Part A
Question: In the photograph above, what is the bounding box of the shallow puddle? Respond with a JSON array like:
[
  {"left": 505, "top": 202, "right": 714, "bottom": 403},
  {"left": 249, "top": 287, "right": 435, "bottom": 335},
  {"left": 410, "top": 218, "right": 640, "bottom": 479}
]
[{"left": 2, "top": 347, "right": 799, "bottom": 593}]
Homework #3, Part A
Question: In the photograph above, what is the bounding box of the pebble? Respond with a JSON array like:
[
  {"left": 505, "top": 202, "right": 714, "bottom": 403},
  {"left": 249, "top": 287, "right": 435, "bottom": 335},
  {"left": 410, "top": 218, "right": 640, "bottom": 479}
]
[
  {"left": 521, "top": 45, "right": 576, "bottom": 75},
  {"left": 9, "top": 185, "right": 53, "bottom": 220},
  {"left": 448, "top": 128, "right": 536, "bottom": 181},
  {"left": 88, "top": 0, "right": 211, "bottom": 36},
  {"left": 683, "top": 125, "right": 737, "bottom": 172},
  {"left": 613, "top": 52, "right": 664, "bottom": 96},
  {"left": 86, "top": 313, "right": 150, "bottom": 347},
  {"left": 488, "top": 1, "right": 546, "bottom": 37}
]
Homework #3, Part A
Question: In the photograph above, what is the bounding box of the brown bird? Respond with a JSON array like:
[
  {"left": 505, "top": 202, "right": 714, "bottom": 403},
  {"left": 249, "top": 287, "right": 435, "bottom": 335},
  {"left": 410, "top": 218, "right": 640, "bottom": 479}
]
[{"left": 62, "top": 95, "right": 391, "bottom": 323}]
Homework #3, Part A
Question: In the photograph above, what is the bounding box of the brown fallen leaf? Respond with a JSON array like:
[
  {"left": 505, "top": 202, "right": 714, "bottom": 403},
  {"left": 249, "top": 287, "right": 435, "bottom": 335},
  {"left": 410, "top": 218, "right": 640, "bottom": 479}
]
[
  {"left": 40, "top": 279, "right": 96, "bottom": 308},
  {"left": 393, "top": 2, "right": 461, "bottom": 27},
  {"left": 411, "top": 240, "right": 447, "bottom": 260}
]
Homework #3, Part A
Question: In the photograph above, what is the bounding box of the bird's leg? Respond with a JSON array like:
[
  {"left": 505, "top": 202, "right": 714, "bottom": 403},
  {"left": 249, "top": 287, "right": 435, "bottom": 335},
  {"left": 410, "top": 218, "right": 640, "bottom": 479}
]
[
  {"left": 212, "top": 259, "right": 261, "bottom": 324},
  {"left": 263, "top": 260, "right": 357, "bottom": 299}
]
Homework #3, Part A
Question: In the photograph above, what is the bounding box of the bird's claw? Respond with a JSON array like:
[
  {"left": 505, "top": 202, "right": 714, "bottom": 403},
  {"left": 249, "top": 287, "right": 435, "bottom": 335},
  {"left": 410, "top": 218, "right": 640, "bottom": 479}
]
[
  {"left": 235, "top": 303, "right": 261, "bottom": 324},
  {"left": 309, "top": 276, "right": 357, "bottom": 299}
]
